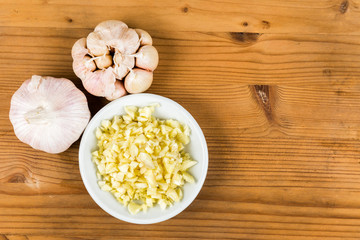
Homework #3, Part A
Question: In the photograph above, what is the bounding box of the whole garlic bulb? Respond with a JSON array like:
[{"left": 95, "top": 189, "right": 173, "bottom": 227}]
[
  {"left": 9, "top": 75, "right": 91, "bottom": 154},
  {"left": 71, "top": 20, "right": 159, "bottom": 100}
]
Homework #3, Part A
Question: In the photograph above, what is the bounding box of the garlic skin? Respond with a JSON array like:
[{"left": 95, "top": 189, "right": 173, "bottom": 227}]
[
  {"left": 9, "top": 75, "right": 91, "bottom": 154},
  {"left": 113, "top": 52, "right": 135, "bottom": 79},
  {"left": 124, "top": 68, "right": 153, "bottom": 93},
  {"left": 81, "top": 68, "right": 126, "bottom": 101},
  {"left": 95, "top": 20, "right": 128, "bottom": 42},
  {"left": 71, "top": 20, "right": 158, "bottom": 100},
  {"left": 73, "top": 55, "right": 96, "bottom": 80},
  {"left": 71, "top": 38, "right": 88, "bottom": 59}
]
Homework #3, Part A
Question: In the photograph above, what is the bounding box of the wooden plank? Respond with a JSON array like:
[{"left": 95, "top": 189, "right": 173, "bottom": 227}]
[
  {"left": 1, "top": 135, "right": 360, "bottom": 238},
  {"left": 1, "top": 135, "right": 360, "bottom": 188},
  {"left": 1, "top": 27, "right": 360, "bottom": 89},
  {"left": 2, "top": 0, "right": 360, "bottom": 239},
  {"left": 0, "top": 0, "right": 360, "bottom": 34},
  {"left": 273, "top": 85, "right": 360, "bottom": 139},
  {"left": 1, "top": 187, "right": 360, "bottom": 238},
  {"left": 4, "top": 82, "right": 360, "bottom": 141}
]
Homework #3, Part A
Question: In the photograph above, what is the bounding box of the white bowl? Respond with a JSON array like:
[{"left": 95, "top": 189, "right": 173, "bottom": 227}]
[{"left": 79, "top": 93, "right": 208, "bottom": 224}]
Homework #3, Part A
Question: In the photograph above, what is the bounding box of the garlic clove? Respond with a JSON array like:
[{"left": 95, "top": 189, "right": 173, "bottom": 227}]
[
  {"left": 73, "top": 55, "right": 96, "bottom": 80},
  {"left": 87, "top": 32, "right": 109, "bottom": 57},
  {"left": 123, "top": 28, "right": 141, "bottom": 54},
  {"left": 135, "top": 45, "right": 159, "bottom": 71},
  {"left": 94, "top": 20, "right": 128, "bottom": 41},
  {"left": 95, "top": 20, "right": 139, "bottom": 55},
  {"left": 9, "top": 75, "right": 90, "bottom": 154},
  {"left": 94, "top": 54, "right": 113, "bottom": 69},
  {"left": 71, "top": 38, "right": 88, "bottom": 59},
  {"left": 106, "top": 80, "right": 127, "bottom": 101},
  {"left": 82, "top": 68, "right": 127, "bottom": 100},
  {"left": 84, "top": 56, "right": 97, "bottom": 71},
  {"left": 72, "top": 38, "right": 95, "bottom": 79},
  {"left": 135, "top": 29, "right": 153, "bottom": 46},
  {"left": 111, "top": 28, "right": 140, "bottom": 55},
  {"left": 82, "top": 69, "right": 114, "bottom": 97},
  {"left": 113, "top": 52, "right": 135, "bottom": 79},
  {"left": 124, "top": 68, "right": 153, "bottom": 93}
]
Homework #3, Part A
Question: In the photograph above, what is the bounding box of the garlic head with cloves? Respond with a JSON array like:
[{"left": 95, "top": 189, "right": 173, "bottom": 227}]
[
  {"left": 72, "top": 20, "right": 159, "bottom": 100},
  {"left": 9, "top": 75, "right": 91, "bottom": 154}
]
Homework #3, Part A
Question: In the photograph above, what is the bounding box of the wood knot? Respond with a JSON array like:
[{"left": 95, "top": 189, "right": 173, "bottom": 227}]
[
  {"left": 65, "top": 17, "right": 73, "bottom": 23},
  {"left": 335, "top": 89, "right": 346, "bottom": 96},
  {"left": 253, "top": 85, "right": 272, "bottom": 120},
  {"left": 262, "top": 20, "right": 271, "bottom": 29},
  {"left": 339, "top": 0, "right": 349, "bottom": 14},
  {"left": 323, "top": 68, "right": 332, "bottom": 76},
  {"left": 242, "top": 22, "right": 248, "bottom": 27},
  {"left": 8, "top": 173, "right": 26, "bottom": 183},
  {"left": 230, "top": 32, "right": 262, "bottom": 44},
  {"left": 182, "top": 6, "right": 189, "bottom": 13}
]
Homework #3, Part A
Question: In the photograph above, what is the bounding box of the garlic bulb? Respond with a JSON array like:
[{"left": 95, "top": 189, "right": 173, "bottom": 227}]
[
  {"left": 9, "top": 75, "right": 91, "bottom": 154},
  {"left": 71, "top": 20, "right": 159, "bottom": 100}
]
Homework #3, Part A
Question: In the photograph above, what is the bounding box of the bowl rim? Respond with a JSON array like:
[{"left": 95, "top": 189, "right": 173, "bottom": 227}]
[{"left": 79, "top": 93, "right": 208, "bottom": 224}]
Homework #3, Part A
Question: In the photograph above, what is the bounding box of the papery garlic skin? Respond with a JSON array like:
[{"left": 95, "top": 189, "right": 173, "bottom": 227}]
[
  {"left": 72, "top": 55, "right": 96, "bottom": 80},
  {"left": 94, "top": 20, "right": 128, "bottom": 42},
  {"left": 113, "top": 52, "right": 135, "bottom": 79},
  {"left": 9, "top": 75, "right": 91, "bottom": 154},
  {"left": 71, "top": 38, "right": 88, "bottom": 59},
  {"left": 71, "top": 20, "right": 159, "bottom": 100},
  {"left": 106, "top": 80, "right": 127, "bottom": 101}
]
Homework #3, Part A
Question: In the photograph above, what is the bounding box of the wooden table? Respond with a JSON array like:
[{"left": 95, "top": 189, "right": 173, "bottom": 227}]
[{"left": 1, "top": 0, "right": 360, "bottom": 239}]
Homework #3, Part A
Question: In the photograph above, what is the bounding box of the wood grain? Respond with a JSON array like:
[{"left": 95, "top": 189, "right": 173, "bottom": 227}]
[
  {"left": 2, "top": 27, "right": 360, "bottom": 87},
  {"left": 1, "top": 0, "right": 360, "bottom": 34},
  {"left": 2, "top": 0, "right": 360, "bottom": 239}
]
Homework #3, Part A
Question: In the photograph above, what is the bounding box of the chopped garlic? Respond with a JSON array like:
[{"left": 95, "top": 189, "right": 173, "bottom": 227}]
[{"left": 92, "top": 105, "right": 196, "bottom": 214}]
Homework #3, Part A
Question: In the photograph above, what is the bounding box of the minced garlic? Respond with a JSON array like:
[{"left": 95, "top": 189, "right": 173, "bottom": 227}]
[{"left": 92, "top": 104, "right": 196, "bottom": 214}]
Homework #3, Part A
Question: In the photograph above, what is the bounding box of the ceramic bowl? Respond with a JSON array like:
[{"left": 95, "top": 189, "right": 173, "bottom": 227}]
[{"left": 79, "top": 93, "right": 208, "bottom": 224}]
